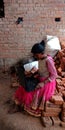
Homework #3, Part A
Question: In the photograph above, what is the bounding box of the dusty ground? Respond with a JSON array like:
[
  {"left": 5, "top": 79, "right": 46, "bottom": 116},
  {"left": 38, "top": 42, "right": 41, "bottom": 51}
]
[{"left": 0, "top": 72, "right": 65, "bottom": 130}]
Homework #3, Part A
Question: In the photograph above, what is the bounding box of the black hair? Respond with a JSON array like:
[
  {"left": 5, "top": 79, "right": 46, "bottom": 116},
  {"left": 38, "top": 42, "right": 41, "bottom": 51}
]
[
  {"left": 31, "top": 40, "right": 46, "bottom": 54},
  {"left": 40, "top": 40, "right": 46, "bottom": 48}
]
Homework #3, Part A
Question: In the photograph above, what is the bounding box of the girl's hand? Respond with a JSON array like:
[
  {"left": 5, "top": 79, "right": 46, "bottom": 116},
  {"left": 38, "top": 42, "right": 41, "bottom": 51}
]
[
  {"left": 36, "top": 82, "right": 44, "bottom": 89},
  {"left": 24, "top": 71, "right": 30, "bottom": 75},
  {"left": 31, "top": 67, "right": 38, "bottom": 74}
]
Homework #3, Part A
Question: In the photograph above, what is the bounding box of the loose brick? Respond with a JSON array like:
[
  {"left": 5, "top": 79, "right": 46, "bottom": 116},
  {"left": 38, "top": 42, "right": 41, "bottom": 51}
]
[
  {"left": 51, "top": 117, "right": 61, "bottom": 126},
  {"left": 51, "top": 95, "right": 64, "bottom": 105},
  {"left": 40, "top": 116, "right": 52, "bottom": 127},
  {"left": 42, "top": 111, "right": 60, "bottom": 117}
]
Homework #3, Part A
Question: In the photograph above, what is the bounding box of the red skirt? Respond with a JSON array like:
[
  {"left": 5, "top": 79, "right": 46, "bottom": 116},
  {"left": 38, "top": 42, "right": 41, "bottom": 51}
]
[{"left": 14, "top": 78, "right": 56, "bottom": 112}]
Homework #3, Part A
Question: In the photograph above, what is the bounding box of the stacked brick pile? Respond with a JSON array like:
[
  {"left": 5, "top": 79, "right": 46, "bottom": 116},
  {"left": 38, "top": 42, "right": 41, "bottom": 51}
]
[
  {"left": 42, "top": 99, "right": 63, "bottom": 117},
  {"left": 55, "top": 48, "right": 65, "bottom": 100},
  {"left": 41, "top": 99, "right": 63, "bottom": 127},
  {"left": 55, "top": 47, "right": 65, "bottom": 125}
]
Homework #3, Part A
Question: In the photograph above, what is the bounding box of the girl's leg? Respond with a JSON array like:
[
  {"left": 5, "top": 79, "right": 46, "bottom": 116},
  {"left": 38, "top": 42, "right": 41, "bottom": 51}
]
[
  {"left": 31, "top": 90, "right": 40, "bottom": 110},
  {"left": 39, "top": 95, "right": 47, "bottom": 111}
]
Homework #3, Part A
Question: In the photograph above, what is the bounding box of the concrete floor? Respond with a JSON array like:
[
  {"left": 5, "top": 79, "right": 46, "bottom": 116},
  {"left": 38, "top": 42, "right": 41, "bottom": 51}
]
[{"left": 0, "top": 72, "right": 65, "bottom": 130}]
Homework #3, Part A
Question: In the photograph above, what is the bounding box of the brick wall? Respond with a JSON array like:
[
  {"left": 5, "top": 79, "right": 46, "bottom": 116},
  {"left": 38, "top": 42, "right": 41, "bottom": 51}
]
[{"left": 0, "top": 0, "right": 65, "bottom": 68}]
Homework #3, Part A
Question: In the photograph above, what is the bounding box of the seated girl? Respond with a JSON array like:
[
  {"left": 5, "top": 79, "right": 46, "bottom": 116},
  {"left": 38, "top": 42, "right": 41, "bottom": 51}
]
[{"left": 8, "top": 40, "right": 57, "bottom": 117}]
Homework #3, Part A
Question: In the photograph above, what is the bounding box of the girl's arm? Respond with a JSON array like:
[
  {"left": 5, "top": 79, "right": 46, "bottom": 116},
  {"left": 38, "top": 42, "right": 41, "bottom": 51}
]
[{"left": 46, "top": 56, "right": 58, "bottom": 82}]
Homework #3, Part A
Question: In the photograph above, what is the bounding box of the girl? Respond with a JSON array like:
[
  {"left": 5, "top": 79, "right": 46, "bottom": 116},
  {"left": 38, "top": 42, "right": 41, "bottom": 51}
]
[{"left": 8, "top": 40, "right": 57, "bottom": 117}]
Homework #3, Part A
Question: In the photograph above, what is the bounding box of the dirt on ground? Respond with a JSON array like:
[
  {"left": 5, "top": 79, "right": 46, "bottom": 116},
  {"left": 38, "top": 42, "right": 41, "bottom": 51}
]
[{"left": 0, "top": 72, "right": 65, "bottom": 130}]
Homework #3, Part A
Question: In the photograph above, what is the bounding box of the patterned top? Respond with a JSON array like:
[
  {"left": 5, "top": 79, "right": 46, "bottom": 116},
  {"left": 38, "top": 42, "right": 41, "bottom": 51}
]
[{"left": 39, "top": 56, "right": 57, "bottom": 81}]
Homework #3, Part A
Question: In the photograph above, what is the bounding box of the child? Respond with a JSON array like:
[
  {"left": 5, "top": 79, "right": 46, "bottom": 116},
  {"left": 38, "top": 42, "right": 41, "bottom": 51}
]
[
  {"left": 8, "top": 40, "right": 57, "bottom": 117},
  {"left": 30, "top": 40, "right": 57, "bottom": 112}
]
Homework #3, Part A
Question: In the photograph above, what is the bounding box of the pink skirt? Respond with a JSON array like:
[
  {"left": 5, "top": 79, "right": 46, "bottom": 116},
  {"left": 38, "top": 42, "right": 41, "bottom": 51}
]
[{"left": 14, "top": 78, "right": 56, "bottom": 106}]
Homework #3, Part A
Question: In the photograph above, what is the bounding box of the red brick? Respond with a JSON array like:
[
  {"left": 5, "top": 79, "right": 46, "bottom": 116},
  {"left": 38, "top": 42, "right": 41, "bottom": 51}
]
[
  {"left": 60, "top": 41, "right": 65, "bottom": 49},
  {"left": 51, "top": 95, "right": 64, "bottom": 105}
]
